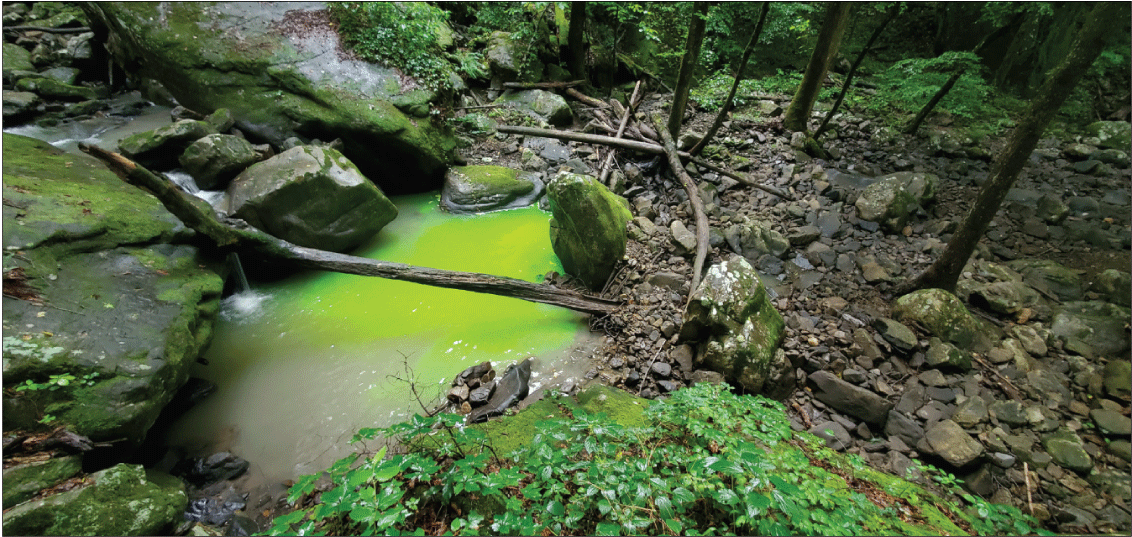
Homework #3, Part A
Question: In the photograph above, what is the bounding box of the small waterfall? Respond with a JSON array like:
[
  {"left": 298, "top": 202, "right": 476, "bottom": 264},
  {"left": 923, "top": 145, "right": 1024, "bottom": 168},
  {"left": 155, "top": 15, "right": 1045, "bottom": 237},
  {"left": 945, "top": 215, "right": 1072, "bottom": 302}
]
[
  {"left": 165, "top": 170, "right": 200, "bottom": 194},
  {"left": 228, "top": 253, "right": 251, "bottom": 294}
]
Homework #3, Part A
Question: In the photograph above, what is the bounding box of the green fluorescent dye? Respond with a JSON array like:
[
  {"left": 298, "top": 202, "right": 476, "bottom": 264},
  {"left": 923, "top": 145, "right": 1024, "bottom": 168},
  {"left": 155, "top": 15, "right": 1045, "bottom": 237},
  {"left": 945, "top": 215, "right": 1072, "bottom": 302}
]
[{"left": 234, "top": 193, "right": 581, "bottom": 388}]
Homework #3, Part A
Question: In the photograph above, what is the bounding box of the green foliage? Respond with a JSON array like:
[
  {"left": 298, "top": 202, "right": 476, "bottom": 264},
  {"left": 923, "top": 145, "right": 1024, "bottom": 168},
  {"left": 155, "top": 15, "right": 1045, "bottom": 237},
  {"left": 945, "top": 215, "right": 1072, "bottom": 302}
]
[
  {"left": 262, "top": 383, "right": 1041, "bottom": 536},
  {"left": 691, "top": 69, "right": 840, "bottom": 113},
  {"left": 329, "top": 2, "right": 455, "bottom": 91}
]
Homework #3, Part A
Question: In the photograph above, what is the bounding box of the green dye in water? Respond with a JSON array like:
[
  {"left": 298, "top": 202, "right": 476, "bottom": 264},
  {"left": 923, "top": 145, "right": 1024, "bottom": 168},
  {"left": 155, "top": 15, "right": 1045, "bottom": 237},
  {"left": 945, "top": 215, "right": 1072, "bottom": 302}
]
[{"left": 169, "top": 193, "right": 587, "bottom": 482}]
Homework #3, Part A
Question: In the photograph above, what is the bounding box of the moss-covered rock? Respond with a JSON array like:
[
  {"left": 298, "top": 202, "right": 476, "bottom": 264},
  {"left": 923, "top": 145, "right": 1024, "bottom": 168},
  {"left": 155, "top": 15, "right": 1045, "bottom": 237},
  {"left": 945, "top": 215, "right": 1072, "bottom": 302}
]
[
  {"left": 854, "top": 172, "right": 938, "bottom": 233},
  {"left": 1085, "top": 120, "right": 1132, "bottom": 150},
  {"left": 1, "top": 464, "right": 187, "bottom": 536},
  {"left": 14, "top": 77, "right": 101, "bottom": 102},
  {"left": 441, "top": 165, "right": 544, "bottom": 213},
  {"left": 1, "top": 455, "right": 82, "bottom": 509},
  {"left": 546, "top": 172, "right": 631, "bottom": 290},
  {"left": 179, "top": 133, "right": 260, "bottom": 190},
  {"left": 3, "top": 42, "right": 34, "bottom": 74},
  {"left": 680, "top": 256, "right": 789, "bottom": 396},
  {"left": 893, "top": 288, "right": 995, "bottom": 352},
  {"left": 2, "top": 90, "right": 41, "bottom": 121},
  {"left": 118, "top": 119, "right": 215, "bottom": 169},
  {"left": 3, "top": 133, "right": 224, "bottom": 444},
  {"left": 226, "top": 145, "right": 398, "bottom": 252},
  {"left": 82, "top": 2, "right": 456, "bottom": 192}
]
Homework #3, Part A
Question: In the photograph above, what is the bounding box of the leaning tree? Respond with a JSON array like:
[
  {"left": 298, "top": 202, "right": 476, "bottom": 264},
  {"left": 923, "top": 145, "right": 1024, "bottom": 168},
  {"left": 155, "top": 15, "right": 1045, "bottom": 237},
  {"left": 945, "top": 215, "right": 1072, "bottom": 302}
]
[
  {"left": 782, "top": 2, "right": 852, "bottom": 133},
  {"left": 895, "top": 1, "right": 1125, "bottom": 295}
]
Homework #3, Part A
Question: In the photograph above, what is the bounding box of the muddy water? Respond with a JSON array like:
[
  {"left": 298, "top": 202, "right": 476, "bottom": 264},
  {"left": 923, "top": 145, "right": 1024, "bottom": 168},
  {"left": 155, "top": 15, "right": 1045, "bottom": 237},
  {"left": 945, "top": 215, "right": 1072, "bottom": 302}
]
[{"left": 165, "top": 193, "right": 600, "bottom": 486}]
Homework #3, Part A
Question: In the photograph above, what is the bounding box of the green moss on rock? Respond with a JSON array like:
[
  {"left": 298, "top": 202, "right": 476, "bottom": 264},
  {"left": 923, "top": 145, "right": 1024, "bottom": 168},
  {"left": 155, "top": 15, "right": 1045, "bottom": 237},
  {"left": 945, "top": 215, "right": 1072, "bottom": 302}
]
[
  {"left": 1, "top": 464, "right": 187, "bottom": 536},
  {"left": 547, "top": 172, "right": 631, "bottom": 290},
  {"left": 893, "top": 288, "right": 995, "bottom": 352}
]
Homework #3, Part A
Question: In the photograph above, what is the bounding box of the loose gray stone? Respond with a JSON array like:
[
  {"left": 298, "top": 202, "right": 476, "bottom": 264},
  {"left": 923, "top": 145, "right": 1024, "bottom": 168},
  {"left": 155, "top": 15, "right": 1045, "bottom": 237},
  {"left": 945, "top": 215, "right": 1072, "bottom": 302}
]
[
  {"left": 923, "top": 419, "right": 984, "bottom": 469},
  {"left": 873, "top": 318, "right": 917, "bottom": 352},
  {"left": 952, "top": 396, "right": 988, "bottom": 428},
  {"left": 808, "top": 370, "right": 893, "bottom": 425},
  {"left": 651, "top": 362, "right": 672, "bottom": 379},
  {"left": 1042, "top": 428, "right": 1093, "bottom": 474},
  {"left": 1090, "top": 408, "right": 1132, "bottom": 436},
  {"left": 809, "top": 421, "right": 852, "bottom": 451}
]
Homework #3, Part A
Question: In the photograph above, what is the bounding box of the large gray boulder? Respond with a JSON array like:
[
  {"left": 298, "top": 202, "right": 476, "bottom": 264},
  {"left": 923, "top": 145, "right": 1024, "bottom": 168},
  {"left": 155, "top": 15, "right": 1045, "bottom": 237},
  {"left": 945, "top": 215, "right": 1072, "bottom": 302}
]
[
  {"left": 547, "top": 172, "right": 631, "bottom": 290},
  {"left": 179, "top": 133, "right": 260, "bottom": 190},
  {"left": 441, "top": 165, "right": 544, "bottom": 213},
  {"left": 1, "top": 464, "right": 187, "bottom": 536},
  {"left": 1006, "top": 259, "right": 1085, "bottom": 302},
  {"left": 226, "top": 145, "right": 398, "bottom": 252},
  {"left": 495, "top": 89, "right": 573, "bottom": 126},
  {"left": 854, "top": 172, "right": 938, "bottom": 233},
  {"left": 723, "top": 219, "right": 790, "bottom": 260},
  {"left": 82, "top": 2, "right": 456, "bottom": 192},
  {"left": 680, "top": 256, "right": 789, "bottom": 396},
  {"left": 3, "top": 134, "right": 223, "bottom": 447}
]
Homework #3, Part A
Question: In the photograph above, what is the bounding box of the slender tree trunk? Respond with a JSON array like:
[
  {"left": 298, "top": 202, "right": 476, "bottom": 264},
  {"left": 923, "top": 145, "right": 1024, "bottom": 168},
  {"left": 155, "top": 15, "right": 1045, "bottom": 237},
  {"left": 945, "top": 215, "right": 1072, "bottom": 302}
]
[
  {"left": 689, "top": 2, "right": 770, "bottom": 156},
  {"left": 567, "top": 2, "right": 587, "bottom": 81},
  {"left": 896, "top": 2, "right": 1122, "bottom": 295},
  {"left": 814, "top": 3, "right": 899, "bottom": 140},
  {"left": 668, "top": 2, "right": 710, "bottom": 139},
  {"left": 904, "top": 12, "right": 1025, "bottom": 135},
  {"left": 783, "top": 2, "right": 852, "bottom": 133},
  {"left": 78, "top": 144, "right": 621, "bottom": 316}
]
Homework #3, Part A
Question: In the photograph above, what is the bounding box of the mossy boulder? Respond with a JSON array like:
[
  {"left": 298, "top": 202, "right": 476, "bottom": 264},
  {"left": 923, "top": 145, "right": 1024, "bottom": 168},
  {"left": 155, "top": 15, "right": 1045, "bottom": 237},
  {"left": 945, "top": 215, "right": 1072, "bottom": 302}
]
[
  {"left": 3, "top": 134, "right": 224, "bottom": 445},
  {"left": 2, "top": 90, "right": 41, "bottom": 121},
  {"left": 680, "top": 256, "right": 789, "bottom": 396},
  {"left": 2, "top": 455, "right": 83, "bottom": 509},
  {"left": 1085, "top": 121, "right": 1132, "bottom": 150},
  {"left": 82, "top": 2, "right": 456, "bottom": 193},
  {"left": 1, "top": 464, "right": 187, "bottom": 536},
  {"left": 854, "top": 172, "right": 938, "bottom": 233},
  {"left": 3, "top": 42, "right": 34, "bottom": 74},
  {"left": 441, "top": 165, "right": 544, "bottom": 213},
  {"left": 893, "top": 288, "right": 994, "bottom": 352},
  {"left": 546, "top": 172, "right": 631, "bottom": 290},
  {"left": 495, "top": 89, "right": 573, "bottom": 126},
  {"left": 226, "top": 145, "right": 398, "bottom": 252},
  {"left": 14, "top": 77, "right": 101, "bottom": 102},
  {"left": 1091, "top": 268, "right": 1131, "bottom": 307},
  {"left": 118, "top": 119, "right": 215, "bottom": 169},
  {"left": 179, "top": 133, "right": 260, "bottom": 190}
]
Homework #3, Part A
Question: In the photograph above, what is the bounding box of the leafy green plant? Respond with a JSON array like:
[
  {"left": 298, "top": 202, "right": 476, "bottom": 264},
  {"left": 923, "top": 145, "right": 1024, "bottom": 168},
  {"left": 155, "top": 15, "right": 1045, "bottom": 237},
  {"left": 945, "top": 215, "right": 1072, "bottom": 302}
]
[
  {"left": 329, "top": 2, "right": 455, "bottom": 91},
  {"left": 263, "top": 382, "right": 1045, "bottom": 536}
]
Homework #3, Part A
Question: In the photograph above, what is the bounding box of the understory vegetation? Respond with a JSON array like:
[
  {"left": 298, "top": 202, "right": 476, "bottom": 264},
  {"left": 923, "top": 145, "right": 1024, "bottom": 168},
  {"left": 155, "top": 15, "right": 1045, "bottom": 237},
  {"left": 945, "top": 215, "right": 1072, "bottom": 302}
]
[{"left": 263, "top": 383, "right": 1043, "bottom": 536}]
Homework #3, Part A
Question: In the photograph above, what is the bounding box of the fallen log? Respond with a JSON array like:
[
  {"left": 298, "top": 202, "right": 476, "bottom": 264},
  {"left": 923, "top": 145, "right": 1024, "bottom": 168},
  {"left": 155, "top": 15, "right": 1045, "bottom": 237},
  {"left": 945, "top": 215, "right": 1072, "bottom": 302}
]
[
  {"left": 502, "top": 80, "right": 586, "bottom": 90},
  {"left": 496, "top": 125, "right": 795, "bottom": 200},
  {"left": 565, "top": 87, "right": 608, "bottom": 109},
  {"left": 78, "top": 144, "right": 620, "bottom": 316},
  {"left": 652, "top": 113, "right": 710, "bottom": 294}
]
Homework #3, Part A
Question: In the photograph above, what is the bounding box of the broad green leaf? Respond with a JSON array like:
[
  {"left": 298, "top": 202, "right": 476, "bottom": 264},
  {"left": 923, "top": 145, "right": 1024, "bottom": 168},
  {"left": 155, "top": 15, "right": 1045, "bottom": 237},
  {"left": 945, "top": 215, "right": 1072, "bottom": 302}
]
[
  {"left": 546, "top": 499, "right": 565, "bottom": 517},
  {"left": 595, "top": 521, "right": 621, "bottom": 536}
]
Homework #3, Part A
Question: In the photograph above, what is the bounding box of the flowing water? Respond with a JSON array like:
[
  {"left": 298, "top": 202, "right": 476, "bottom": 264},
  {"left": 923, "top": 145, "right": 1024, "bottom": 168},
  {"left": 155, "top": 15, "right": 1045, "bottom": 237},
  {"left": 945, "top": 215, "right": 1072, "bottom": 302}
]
[{"left": 165, "top": 193, "right": 598, "bottom": 486}]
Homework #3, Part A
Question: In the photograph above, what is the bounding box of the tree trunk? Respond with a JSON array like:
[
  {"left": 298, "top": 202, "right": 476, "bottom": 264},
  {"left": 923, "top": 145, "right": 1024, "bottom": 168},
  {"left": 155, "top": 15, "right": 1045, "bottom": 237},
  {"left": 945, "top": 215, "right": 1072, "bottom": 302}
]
[
  {"left": 896, "top": 2, "right": 1122, "bottom": 295},
  {"left": 689, "top": 2, "right": 770, "bottom": 156},
  {"left": 667, "top": 2, "right": 710, "bottom": 139},
  {"left": 783, "top": 2, "right": 852, "bottom": 133},
  {"left": 904, "top": 12, "right": 1025, "bottom": 135},
  {"left": 815, "top": 3, "right": 899, "bottom": 140},
  {"left": 78, "top": 144, "right": 621, "bottom": 316},
  {"left": 652, "top": 113, "right": 710, "bottom": 293},
  {"left": 567, "top": 2, "right": 587, "bottom": 81}
]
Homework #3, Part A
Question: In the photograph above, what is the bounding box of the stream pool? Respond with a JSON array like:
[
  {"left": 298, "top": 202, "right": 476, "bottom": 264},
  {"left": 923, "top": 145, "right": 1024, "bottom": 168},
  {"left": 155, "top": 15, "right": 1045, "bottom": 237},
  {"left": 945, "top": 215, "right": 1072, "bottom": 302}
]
[
  {"left": 164, "top": 193, "right": 596, "bottom": 485},
  {"left": 6, "top": 101, "right": 598, "bottom": 487}
]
